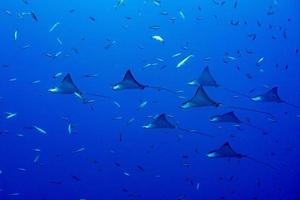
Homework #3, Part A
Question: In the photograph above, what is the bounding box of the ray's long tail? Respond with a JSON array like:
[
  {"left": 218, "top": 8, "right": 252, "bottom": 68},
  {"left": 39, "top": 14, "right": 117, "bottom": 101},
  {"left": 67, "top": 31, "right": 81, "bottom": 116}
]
[
  {"left": 177, "top": 127, "right": 214, "bottom": 138},
  {"left": 245, "top": 155, "right": 276, "bottom": 170}
]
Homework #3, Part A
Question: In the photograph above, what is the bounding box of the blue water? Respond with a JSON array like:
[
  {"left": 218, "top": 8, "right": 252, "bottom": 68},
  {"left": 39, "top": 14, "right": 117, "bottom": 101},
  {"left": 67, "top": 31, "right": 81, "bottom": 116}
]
[{"left": 0, "top": 0, "right": 300, "bottom": 199}]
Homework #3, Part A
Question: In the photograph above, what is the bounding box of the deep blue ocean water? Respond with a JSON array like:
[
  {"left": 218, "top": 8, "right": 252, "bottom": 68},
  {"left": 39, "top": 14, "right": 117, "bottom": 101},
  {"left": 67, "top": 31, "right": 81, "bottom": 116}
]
[{"left": 0, "top": 0, "right": 300, "bottom": 199}]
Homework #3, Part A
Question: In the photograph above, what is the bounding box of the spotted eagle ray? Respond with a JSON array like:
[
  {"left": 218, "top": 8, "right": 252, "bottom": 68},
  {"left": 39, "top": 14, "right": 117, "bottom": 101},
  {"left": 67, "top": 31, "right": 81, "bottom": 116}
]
[
  {"left": 112, "top": 70, "right": 180, "bottom": 96},
  {"left": 207, "top": 142, "right": 275, "bottom": 169},
  {"left": 181, "top": 86, "right": 275, "bottom": 117},
  {"left": 209, "top": 111, "right": 267, "bottom": 134},
  {"left": 48, "top": 73, "right": 82, "bottom": 96},
  {"left": 48, "top": 73, "right": 111, "bottom": 107},
  {"left": 142, "top": 113, "right": 213, "bottom": 137},
  {"left": 251, "top": 86, "right": 300, "bottom": 108},
  {"left": 188, "top": 66, "right": 251, "bottom": 98},
  {"left": 48, "top": 73, "right": 94, "bottom": 105}
]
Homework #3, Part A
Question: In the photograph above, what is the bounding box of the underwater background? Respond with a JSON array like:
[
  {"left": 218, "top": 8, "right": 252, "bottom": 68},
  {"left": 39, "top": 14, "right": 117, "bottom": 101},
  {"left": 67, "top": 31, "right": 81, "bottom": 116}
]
[{"left": 0, "top": 0, "right": 300, "bottom": 199}]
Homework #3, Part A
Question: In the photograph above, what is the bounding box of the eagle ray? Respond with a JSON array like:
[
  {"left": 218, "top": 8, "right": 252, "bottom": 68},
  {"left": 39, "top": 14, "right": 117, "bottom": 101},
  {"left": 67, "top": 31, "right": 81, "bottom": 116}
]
[
  {"left": 209, "top": 111, "right": 267, "bottom": 134},
  {"left": 251, "top": 87, "right": 300, "bottom": 108},
  {"left": 143, "top": 113, "right": 213, "bottom": 138},
  {"left": 112, "top": 70, "right": 180, "bottom": 96},
  {"left": 207, "top": 142, "right": 275, "bottom": 169}
]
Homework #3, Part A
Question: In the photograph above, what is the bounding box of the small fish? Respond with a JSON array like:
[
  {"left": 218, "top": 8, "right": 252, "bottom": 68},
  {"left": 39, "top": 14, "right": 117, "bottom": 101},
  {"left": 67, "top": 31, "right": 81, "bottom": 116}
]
[
  {"left": 9, "top": 78, "right": 17, "bottom": 82},
  {"left": 161, "top": 11, "right": 168, "bottom": 15},
  {"left": 123, "top": 171, "right": 130, "bottom": 176},
  {"left": 53, "top": 72, "right": 63, "bottom": 79},
  {"left": 155, "top": 57, "right": 164, "bottom": 62},
  {"left": 152, "top": 35, "right": 164, "bottom": 43},
  {"left": 68, "top": 123, "right": 72, "bottom": 135},
  {"left": 153, "top": 0, "right": 160, "bottom": 6},
  {"left": 49, "top": 22, "right": 60, "bottom": 32},
  {"left": 113, "top": 101, "right": 121, "bottom": 108},
  {"left": 179, "top": 10, "right": 185, "bottom": 19},
  {"left": 196, "top": 182, "right": 200, "bottom": 190},
  {"left": 71, "top": 175, "right": 81, "bottom": 181},
  {"left": 149, "top": 25, "right": 160, "bottom": 30},
  {"left": 55, "top": 51, "right": 62, "bottom": 57},
  {"left": 88, "top": 16, "right": 96, "bottom": 21},
  {"left": 139, "top": 100, "right": 148, "bottom": 109},
  {"left": 33, "top": 148, "right": 41, "bottom": 152},
  {"left": 17, "top": 168, "right": 27, "bottom": 172},
  {"left": 20, "top": 12, "right": 31, "bottom": 17},
  {"left": 5, "top": 112, "right": 17, "bottom": 119},
  {"left": 136, "top": 165, "right": 144, "bottom": 171},
  {"left": 33, "top": 126, "right": 47, "bottom": 135},
  {"left": 30, "top": 12, "right": 38, "bottom": 21},
  {"left": 172, "top": 52, "right": 181, "bottom": 58},
  {"left": 176, "top": 54, "right": 194, "bottom": 68},
  {"left": 74, "top": 92, "right": 83, "bottom": 99},
  {"left": 226, "top": 56, "right": 237, "bottom": 61},
  {"left": 83, "top": 99, "right": 96, "bottom": 104},
  {"left": 256, "top": 57, "right": 264, "bottom": 66},
  {"left": 22, "top": 44, "right": 31, "bottom": 49},
  {"left": 31, "top": 80, "right": 41, "bottom": 84},
  {"left": 73, "top": 147, "right": 85, "bottom": 153},
  {"left": 14, "top": 29, "right": 18, "bottom": 41},
  {"left": 143, "top": 63, "right": 157, "bottom": 68},
  {"left": 45, "top": 53, "right": 53, "bottom": 58},
  {"left": 127, "top": 117, "right": 135, "bottom": 124},
  {"left": 57, "top": 37, "right": 63, "bottom": 45}
]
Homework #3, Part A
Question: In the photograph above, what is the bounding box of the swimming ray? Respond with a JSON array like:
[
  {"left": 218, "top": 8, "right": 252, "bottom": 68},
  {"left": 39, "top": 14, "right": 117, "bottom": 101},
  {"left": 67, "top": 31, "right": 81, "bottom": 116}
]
[
  {"left": 48, "top": 73, "right": 81, "bottom": 95},
  {"left": 207, "top": 142, "right": 241, "bottom": 158},
  {"left": 188, "top": 66, "right": 219, "bottom": 87},
  {"left": 47, "top": 73, "right": 95, "bottom": 105},
  {"left": 143, "top": 113, "right": 175, "bottom": 129},
  {"left": 143, "top": 113, "right": 213, "bottom": 137},
  {"left": 188, "top": 66, "right": 250, "bottom": 98},
  {"left": 113, "top": 70, "right": 146, "bottom": 90},
  {"left": 251, "top": 87, "right": 300, "bottom": 108},
  {"left": 181, "top": 86, "right": 220, "bottom": 109},
  {"left": 209, "top": 111, "right": 241, "bottom": 124},
  {"left": 49, "top": 74, "right": 113, "bottom": 107},
  {"left": 251, "top": 87, "right": 282, "bottom": 103},
  {"left": 209, "top": 111, "right": 267, "bottom": 134},
  {"left": 207, "top": 142, "right": 275, "bottom": 169},
  {"left": 181, "top": 86, "right": 275, "bottom": 117},
  {"left": 112, "top": 70, "right": 180, "bottom": 96}
]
